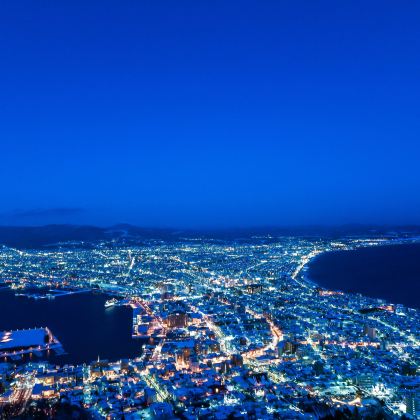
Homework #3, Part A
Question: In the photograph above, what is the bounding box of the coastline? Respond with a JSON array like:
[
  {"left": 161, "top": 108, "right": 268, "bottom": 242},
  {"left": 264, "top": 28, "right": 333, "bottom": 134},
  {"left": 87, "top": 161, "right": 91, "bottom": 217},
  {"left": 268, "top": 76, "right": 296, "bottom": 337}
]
[{"left": 306, "top": 242, "right": 420, "bottom": 310}]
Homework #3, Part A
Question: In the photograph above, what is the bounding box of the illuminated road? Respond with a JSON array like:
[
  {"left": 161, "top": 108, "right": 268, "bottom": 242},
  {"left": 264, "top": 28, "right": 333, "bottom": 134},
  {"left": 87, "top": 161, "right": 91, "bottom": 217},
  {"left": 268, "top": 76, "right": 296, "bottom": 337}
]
[
  {"left": 291, "top": 249, "right": 321, "bottom": 288},
  {"left": 8, "top": 375, "right": 34, "bottom": 416}
]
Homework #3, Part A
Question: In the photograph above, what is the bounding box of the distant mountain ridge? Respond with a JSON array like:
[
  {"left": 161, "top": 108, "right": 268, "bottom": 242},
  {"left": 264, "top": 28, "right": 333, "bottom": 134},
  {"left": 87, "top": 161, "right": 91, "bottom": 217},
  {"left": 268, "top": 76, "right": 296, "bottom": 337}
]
[
  {"left": 0, "top": 224, "right": 180, "bottom": 248},
  {"left": 0, "top": 223, "right": 419, "bottom": 249}
]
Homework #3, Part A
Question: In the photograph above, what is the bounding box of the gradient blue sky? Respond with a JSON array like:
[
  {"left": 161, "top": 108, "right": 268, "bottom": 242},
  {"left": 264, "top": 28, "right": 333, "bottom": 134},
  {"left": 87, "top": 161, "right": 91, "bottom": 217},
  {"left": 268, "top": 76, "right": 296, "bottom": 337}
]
[{"left": 1, "top": 1, "right": 419, "bottom": 227}]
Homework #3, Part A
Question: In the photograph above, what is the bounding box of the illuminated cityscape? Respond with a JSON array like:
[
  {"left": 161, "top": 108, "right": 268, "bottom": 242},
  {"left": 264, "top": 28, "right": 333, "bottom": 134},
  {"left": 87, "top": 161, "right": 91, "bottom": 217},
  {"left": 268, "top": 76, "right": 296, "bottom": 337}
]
[
  {"left": 0, "top": 233, "right": 419, "bottom": 418},
  {"left": 1, "top": 0, "right": 420, "bottom": 418}
]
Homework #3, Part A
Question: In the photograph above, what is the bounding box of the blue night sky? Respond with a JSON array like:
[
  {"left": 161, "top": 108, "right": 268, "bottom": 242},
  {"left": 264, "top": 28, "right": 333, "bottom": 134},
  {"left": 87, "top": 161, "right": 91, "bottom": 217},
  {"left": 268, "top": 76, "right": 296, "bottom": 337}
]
[{"left": 1, "top": 1, "right": 419, "bottom": 228}]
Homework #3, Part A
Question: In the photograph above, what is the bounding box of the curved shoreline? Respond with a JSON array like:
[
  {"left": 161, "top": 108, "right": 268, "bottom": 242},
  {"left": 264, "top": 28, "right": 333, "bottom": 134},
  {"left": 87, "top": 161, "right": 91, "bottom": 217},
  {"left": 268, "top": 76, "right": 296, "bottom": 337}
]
[{"left": 306, "top": 242, "right": 420, "bottom": 309}]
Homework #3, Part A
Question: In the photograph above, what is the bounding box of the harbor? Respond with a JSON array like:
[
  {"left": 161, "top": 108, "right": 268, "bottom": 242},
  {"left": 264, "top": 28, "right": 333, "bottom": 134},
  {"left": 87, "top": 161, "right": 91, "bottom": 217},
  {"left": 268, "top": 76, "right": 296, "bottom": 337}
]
[
  {"left": 0, "top": 288, "right": 143, "bottom": 365},
  {"left": 0, "top": 327, "right": 64, "bottom": 361}
]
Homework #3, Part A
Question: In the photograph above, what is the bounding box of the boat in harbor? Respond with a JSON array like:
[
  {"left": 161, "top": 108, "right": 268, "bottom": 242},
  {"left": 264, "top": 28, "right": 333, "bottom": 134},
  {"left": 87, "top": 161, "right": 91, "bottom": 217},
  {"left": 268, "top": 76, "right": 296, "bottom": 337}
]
[{"left": 105, "top": 298, "right": 118, "bottom": 308}]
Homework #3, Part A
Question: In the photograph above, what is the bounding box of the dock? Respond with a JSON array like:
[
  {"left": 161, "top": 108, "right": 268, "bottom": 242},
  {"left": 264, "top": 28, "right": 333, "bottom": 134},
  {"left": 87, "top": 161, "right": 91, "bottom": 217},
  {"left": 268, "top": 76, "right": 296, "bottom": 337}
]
[{"left": 0, "top": 327, "right": 65, "bottom": 361}]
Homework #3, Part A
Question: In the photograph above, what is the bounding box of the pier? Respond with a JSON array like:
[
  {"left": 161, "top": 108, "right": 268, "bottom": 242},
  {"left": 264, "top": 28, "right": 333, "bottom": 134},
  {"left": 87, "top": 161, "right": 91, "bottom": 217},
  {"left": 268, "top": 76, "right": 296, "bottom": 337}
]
[
  {"left": 14, "top": 288, "right": 91, "bottom": 300},
  {"left": 0, "top": 327, "right": 64, "bottom": 361}
]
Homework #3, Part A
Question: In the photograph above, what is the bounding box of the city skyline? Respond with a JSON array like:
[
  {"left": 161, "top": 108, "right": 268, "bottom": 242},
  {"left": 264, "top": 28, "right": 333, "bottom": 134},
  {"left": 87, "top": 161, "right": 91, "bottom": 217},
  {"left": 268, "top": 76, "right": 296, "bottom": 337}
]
[{"left": 0, "top": 232, "right": 419, "bottom": 418}]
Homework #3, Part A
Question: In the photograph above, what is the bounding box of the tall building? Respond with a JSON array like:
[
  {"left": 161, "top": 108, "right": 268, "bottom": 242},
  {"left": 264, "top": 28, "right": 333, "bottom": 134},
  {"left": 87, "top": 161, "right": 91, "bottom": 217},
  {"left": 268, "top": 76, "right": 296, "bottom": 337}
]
[
  {"left": 405, "top": 391, "right": 420, "bottom": 417},
  {"left": 364, "top": 325, "right": 377, "bottom": 340},
  {"left": 165, "top": 311, "right": 188, "bottom": 328}
]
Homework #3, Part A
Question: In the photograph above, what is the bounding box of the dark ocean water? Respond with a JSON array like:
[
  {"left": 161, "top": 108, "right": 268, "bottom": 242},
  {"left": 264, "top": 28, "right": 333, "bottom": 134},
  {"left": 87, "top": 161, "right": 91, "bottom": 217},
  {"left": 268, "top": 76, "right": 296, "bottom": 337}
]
[
  {"left": 0, "top": 290, "right": 144, "bottom": 365},
  {"left": 307, "top": 243, "right": 420, "bottom": 309}
]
